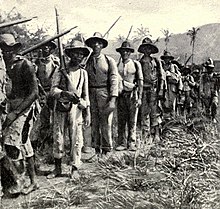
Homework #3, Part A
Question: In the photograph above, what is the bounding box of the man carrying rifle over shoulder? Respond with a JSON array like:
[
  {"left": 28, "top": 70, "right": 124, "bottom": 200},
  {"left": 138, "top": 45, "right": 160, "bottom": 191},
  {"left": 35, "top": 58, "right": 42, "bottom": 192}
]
[
  {"left": 47, "top": 40, "right": 90, "bottom": 179},
  {"left": 0, "top": 34, "right": 39, "bottom": 195},
  {"left": 85, "top": 32, "right": 118, "bottom": 160}
]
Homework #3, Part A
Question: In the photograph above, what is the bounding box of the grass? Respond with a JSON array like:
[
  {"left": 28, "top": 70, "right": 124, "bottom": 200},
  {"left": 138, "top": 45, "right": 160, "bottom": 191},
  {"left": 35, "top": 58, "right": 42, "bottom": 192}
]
[{"left": 2, "top": 115, "right": 220, "bottom": 209}]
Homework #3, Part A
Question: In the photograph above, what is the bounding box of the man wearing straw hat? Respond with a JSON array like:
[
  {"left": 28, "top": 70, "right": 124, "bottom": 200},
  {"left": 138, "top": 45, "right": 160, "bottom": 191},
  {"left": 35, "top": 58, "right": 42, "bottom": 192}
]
[
  {"left": 160, "top": 50, "right": 182, "bottom": 120},
  {"left": 138, "top": 37, "right": 166, "bottom": 144},
  {"left": 200, "top": 58, "right": 219, "bottom": 122},
  {"left": 85, "top": 32, "right": 118, "bottom": 159},
  {"left": 47, "top": 39, "right": 90, "bottom": 179},
  {"left": 0, "top": 33, "right": 39, "bottom": 194},
  {"left": 115, "top": 41, "right": 143, "bottom": 151}
]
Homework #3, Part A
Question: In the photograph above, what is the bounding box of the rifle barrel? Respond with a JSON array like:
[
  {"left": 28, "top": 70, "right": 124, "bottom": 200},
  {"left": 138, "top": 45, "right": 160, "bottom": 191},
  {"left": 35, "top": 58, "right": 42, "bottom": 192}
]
[
  {"left": 0, "top": 16, "right": 37, "bottom": 29},
  {"left": 20, "top": 26, "right": 77, "bottom": 55},
  {"left": 103, "top": 16, "right": 121, "bottom": 38}
]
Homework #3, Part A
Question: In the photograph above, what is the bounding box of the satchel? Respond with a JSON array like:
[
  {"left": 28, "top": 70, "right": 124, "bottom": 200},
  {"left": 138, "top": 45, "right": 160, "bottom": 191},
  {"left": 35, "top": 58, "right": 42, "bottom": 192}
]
[
  {"left": 56, "top": 99, "right": 72, "bottom": 112},
  {"left": 47, "top": 94, "right": 73, "bottom": 112}
]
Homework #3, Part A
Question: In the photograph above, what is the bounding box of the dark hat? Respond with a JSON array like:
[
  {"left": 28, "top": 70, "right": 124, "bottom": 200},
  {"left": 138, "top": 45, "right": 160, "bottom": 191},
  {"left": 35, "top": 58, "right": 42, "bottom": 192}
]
[
  {"left": 85, "top": 32, "right": 108, "bottom": 48},
  {"left": 138, "top": 37, "right": 159, "bottom": 54},
  {"left": 64, "top": 40, "right": 90, "bottom": 57},
  {"left": 160, "top": 50, "right": 174, "bottom": 60},
  {"left": 41, "top": 35, "right": 57, "bottom": 49},
  {"left": 116, "top": 41, "right": 134, "bottom": 53},
  {"left": 182, "top": 66, "right": 191, "bottom": 74},
  {"left": 0, "top": 33, "right": 21, "bottom": 51}
]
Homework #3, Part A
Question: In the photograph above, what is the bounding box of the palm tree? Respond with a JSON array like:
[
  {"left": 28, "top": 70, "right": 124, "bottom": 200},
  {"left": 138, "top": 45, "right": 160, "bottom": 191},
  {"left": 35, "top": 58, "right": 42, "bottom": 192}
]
[
  {"left": 187, "top": 27, "right": 200, "bottom": 64},
  {"left": 132, "top": 24, "right": 151, "bottom": 43},
  {"left": 161, "top": 29, "right": 172, "bottom": 51}
]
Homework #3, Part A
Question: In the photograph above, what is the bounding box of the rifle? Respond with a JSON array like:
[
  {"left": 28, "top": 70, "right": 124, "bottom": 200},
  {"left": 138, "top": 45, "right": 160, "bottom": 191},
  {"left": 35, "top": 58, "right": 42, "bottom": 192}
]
[
  {"left": 103, "top": 16, "right": 121, "bottom": 38},
  {"left": 0, "top": 16, "right": 37, "bottom": 29},
  {"left": 55, "top": 8, "right": 79, "bottom": 100},
  {"left": 82, "top": 16, "right": 122, "bottom": 67},
  {"left": 20, "top": 26, "right": 77, "bottom": 56}
]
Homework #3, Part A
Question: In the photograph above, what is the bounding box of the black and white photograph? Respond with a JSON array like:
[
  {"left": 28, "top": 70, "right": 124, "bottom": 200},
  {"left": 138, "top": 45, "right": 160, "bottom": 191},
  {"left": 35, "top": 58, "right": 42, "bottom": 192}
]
[{"left": 0, "top": 0, "right": 220, "bottom": 208}]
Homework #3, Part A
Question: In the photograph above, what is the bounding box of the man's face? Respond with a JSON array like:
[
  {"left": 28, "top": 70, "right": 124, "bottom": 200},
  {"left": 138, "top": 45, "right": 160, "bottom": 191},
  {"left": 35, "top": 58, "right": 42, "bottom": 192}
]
[
  {"left": 163, "top": 58, "right": 171, "bottom": 64},
  {"left": 89, "top": 40, "right": 103, "bottom": 54},
  {"left": 119, "top": 49, "right": 131, "bottom": 60},
  {"left": 207, "top": 67, "right": 214, "bottom": 73},
  {"left": 41, "top": 43, "right": 53, "bottom": 57},
  {"left": 68, "top": 50, "right": 85, "bottom": 65},
  {"left": 142, "top": 46, "right": 153, "bottom": 55},
  {"left": 1, "top": 47, "right": 14, "bottom": 62}
]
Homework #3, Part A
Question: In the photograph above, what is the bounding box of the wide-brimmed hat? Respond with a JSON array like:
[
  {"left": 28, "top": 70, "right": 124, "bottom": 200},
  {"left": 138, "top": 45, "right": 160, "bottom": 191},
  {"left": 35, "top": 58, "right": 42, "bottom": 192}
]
[
  {"left": 182, "top": 66, "right": 191, "bottom": 74},
  {"left": 160, "top": 50, "right": 174, "bottom": 60},
  {"left": 41, "top": 35, "right": 57, "bottom": 49},
  {"left": 64, "top": 40, "right": 90, "bottom": 57},
  {"left": 205, "top": 58, "right": 215, "bottom": 68},
  {"left": 85, "top": 32, "right": 108, "bottom": 48},
  {"left": 0, "top": 33, "right": 21, "bottom": 51},
  {"left": 116, "top": 41, "right": 134, "bottom": 53},
  {"left": 138, "top": 37, "right": 159, "bottom": 54}
]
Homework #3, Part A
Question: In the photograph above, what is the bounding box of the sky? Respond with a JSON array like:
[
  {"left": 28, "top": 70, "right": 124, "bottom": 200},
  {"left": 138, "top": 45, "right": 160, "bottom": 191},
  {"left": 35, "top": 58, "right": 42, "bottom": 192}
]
[{"left": 0, "top": 0, "right": 220, "bottom": 41}]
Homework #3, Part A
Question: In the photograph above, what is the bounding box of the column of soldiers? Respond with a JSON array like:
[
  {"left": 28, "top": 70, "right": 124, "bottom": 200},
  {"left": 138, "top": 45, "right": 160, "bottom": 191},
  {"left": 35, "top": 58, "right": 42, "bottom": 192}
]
[{"left": 0, "top": 28, "right": 219, "bottom": 197}]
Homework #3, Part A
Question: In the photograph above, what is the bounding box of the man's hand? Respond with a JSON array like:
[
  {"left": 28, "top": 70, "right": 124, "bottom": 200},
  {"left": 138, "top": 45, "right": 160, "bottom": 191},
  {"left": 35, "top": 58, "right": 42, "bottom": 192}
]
[
  {"left": 84, "top": 114, "right": 91, "bottom": 127},
  {"left": 104, "top": 97, "right": 116, "bottom": 114},
  {"left": 78, "top": 99, "right": 87, "bottom": 110},
  {"left": 2, "top": 111, "right": 17, "bottom": 130},
  {"left": 61, "top": 91, "right": 79, "bottom": 104},
  {"left": 135, "top": 98, "right": 142, "bottom": 108},
  {"left": 158, "top": 90, "right": 164, "bottom": 100},
  {"left": 166, "top": 71, "right": 171, "bottom": 77}
]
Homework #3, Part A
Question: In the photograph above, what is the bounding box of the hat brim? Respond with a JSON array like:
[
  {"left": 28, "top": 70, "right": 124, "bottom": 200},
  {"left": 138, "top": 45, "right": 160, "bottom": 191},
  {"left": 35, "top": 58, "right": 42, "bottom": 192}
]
[
  {"left": 85, "top": 37, "right": 108, "bottom": 48},
  {"left": 207, "top": 65, "right": 214, "bottom": 68},
  {"left": 45, "top": 41, "right": 57, "bottom": 49},
  {"left": 160, "top": 55, "right": 174, "bottom": 60},
  {"left": 64, "top": 47, "right": 90, "bottom": 57},
  {"left": 0, "top": 42, "right": 21, "bottom": 51},
  {"left": 116, "top": 47, "right": 134, "bottom": 53},
  {"left": 138, "top": 43, "right": 158, "bottom": 54}
]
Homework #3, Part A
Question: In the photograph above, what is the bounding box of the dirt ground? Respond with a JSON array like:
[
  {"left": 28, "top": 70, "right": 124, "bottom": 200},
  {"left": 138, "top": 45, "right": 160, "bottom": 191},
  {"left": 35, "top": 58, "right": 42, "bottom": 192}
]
[{"left": 1, "top": 104, "right": 220, "bottom": 209}]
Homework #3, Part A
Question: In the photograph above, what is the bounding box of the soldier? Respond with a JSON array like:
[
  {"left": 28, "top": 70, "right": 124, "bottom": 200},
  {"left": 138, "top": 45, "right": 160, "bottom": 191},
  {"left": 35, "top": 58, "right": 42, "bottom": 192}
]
[
  {"left": 0, "top": 48, "right": 7, "bottom": 198},
  {"left": 178, "top": 67, "right": 195, "bottom": 116},
  {"left": 138, "top": 37, "right": 166, "bottom": 143},
  {"left": 200, "top": 58, "right": 219, "bottom": 122},
  {"left": 0, "top": 34, "right": 39, "bottom": 194},
  {"left": 161, "top": 51, "right": 182, "bottom": 120},
  {"left": 115, "top": 41, "right": 143, "bottom": 151},
  {"left": 47, "top": 40, "right": 90, "bottom": 179},
  {"left": 31, "top": 36, "right": 59, "bottom": 159},
  {"left": 85, "top": 32, "right": 118, "bottom": 158},
  {"left": 190, "top": 66, "right": 201, "bottom": 113}
]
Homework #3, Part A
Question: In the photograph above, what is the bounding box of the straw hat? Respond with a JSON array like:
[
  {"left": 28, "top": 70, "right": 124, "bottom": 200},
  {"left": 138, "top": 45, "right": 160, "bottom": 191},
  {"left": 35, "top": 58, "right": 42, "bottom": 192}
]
[
  {"left": 85, "top": 32, "right": 108, "bottom": 48},
  {"left": 64, "top": 40, "right": 90, "bottom": 57}
]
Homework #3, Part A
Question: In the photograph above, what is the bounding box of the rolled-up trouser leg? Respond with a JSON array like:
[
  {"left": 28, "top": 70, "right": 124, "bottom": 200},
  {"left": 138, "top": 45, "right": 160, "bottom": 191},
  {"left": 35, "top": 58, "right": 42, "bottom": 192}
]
[{"left": 53, "top": 111, "right": 67, "bottom": 159}]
